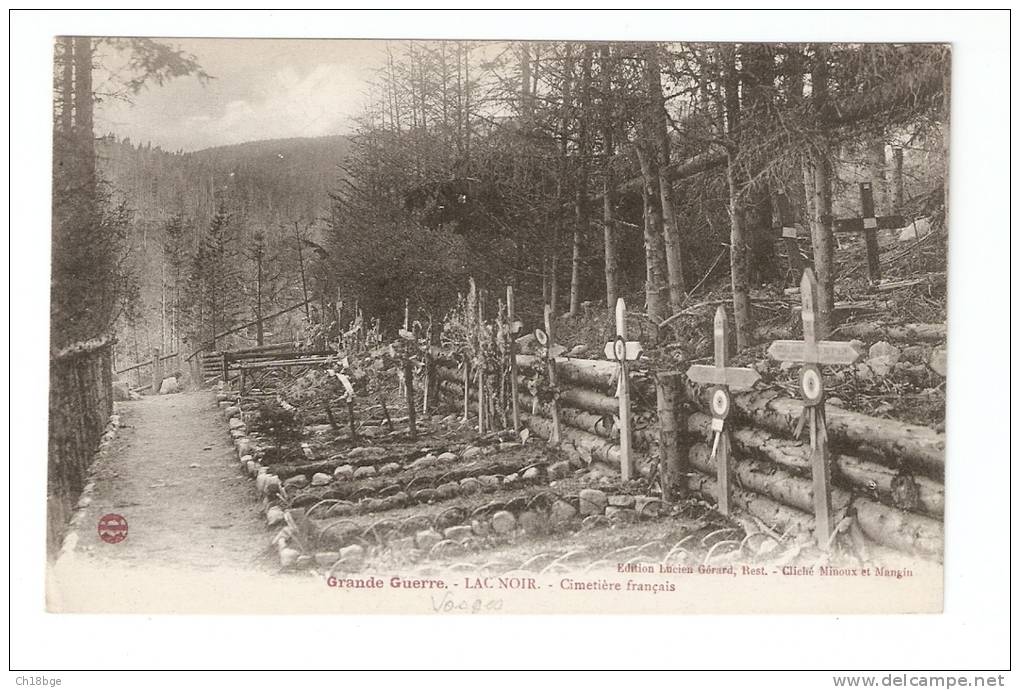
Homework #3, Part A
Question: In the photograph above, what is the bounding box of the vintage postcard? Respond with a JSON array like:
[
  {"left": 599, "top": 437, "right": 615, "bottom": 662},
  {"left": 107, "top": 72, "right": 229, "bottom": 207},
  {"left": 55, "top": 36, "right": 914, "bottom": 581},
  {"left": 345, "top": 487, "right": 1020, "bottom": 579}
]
[{"left": 45, "top": 35, "right": 948, "bottom": 616}]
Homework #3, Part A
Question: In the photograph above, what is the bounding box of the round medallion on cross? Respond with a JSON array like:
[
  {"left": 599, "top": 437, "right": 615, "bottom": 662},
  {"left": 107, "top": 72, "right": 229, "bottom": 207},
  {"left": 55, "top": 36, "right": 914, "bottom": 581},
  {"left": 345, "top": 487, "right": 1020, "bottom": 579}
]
[
  {"left": 800, "top": 364, "right": 824, "bottom": 406},
  {"left": 711, "top": 386, "right": 731, "bottom": 419}
]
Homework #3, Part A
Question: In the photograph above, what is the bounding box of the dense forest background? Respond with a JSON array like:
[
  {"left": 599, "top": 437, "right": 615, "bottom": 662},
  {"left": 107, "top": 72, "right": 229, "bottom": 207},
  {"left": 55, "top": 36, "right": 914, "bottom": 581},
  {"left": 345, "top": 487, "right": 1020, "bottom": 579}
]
[{"left": 61, "top": 40, "right": 948, "bottom": 369}]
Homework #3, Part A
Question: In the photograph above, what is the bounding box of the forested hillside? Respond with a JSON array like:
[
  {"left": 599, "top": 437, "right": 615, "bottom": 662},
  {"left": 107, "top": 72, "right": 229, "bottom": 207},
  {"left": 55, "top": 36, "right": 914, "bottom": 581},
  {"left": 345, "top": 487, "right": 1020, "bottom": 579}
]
[
  {"left": 98, "top": 134, "right": 353, "bottom": 366},
  {"left": 97, "top": 41, "right": 947, "bottom": 382}
]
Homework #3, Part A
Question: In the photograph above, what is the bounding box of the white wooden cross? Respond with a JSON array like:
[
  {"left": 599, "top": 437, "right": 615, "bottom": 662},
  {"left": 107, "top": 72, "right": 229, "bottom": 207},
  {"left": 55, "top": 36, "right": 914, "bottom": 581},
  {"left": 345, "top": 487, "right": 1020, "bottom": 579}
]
[
  {"left": 603, "top": 298, "right": 642, "bottom": 481},
  {"left": 685, "top": 305, "right": 761, "bottom": 516},
  {"left": 767, "top": 268, "right": 863, "bottom": 547}
]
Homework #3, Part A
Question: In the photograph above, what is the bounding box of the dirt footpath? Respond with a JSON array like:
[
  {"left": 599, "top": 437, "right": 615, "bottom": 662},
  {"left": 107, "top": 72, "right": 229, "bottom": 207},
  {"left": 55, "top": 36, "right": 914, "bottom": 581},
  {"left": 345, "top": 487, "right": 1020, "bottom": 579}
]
[{"left": 66, "top": 392, "right": 273, "bottom": 572}]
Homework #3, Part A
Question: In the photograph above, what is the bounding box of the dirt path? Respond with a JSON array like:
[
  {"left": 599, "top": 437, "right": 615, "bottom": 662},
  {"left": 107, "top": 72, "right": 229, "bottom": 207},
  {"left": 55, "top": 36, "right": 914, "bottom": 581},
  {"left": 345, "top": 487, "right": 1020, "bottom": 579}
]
[{"left": 69, "top": 392, "right": 273, "bottom": 572}]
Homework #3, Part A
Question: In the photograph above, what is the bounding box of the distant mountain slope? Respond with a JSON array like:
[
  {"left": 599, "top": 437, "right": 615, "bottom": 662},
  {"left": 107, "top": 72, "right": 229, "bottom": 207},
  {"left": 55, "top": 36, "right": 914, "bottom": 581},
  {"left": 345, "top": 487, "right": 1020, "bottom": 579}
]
[{"left": 98, "top": 134, "right": 353, "bottom": 230}]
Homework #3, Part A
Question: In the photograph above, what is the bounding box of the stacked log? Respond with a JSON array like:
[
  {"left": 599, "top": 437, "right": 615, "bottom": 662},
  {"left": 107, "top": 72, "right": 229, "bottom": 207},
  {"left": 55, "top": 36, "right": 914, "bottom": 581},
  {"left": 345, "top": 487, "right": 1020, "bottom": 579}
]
[{"left": 438, "top": 353, "right": 946, "bottom": 562}]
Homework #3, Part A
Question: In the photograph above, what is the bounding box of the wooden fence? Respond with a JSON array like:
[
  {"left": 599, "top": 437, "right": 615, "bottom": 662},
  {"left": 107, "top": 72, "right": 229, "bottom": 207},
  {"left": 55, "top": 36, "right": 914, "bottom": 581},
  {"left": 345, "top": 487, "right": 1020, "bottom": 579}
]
[
  {"left": 116, "top": 348, "right": 180, "bottom": 392},
  {"left": 188, "top": 342, "right": 336, "bottom": 388},
  {"left": 48, "top": 335, "right": 115, "bottom": 555}
]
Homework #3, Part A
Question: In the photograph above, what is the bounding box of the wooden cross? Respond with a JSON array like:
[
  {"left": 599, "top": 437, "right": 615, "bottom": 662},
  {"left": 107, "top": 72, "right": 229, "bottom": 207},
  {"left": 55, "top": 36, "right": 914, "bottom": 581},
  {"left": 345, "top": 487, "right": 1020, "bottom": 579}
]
[
  {"left": 767, "top": 268, "right": 863, "bottom": 547},
  {"left": 602, "top": 298, "right": 643, "bottom": 481},
  {"left": 773, "top": 192, "right": 805, "bottom": 283},
  {"left": 685, "top": 306, "right": 760, "bottom": 516},
  {"left": 832, "top": 181, "right": 904, "bottom": 282}
]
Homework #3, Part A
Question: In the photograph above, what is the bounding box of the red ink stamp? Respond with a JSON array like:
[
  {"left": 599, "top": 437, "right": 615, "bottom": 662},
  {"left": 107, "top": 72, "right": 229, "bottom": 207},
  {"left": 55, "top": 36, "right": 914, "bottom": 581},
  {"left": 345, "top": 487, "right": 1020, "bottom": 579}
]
[{"left": 98, "top": 513, "right": 128, "bottom": 544}]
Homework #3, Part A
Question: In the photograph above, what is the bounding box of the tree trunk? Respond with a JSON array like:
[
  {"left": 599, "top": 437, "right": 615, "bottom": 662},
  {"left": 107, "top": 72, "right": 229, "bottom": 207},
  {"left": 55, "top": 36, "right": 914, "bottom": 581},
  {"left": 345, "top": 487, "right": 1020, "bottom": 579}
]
[
  {"left": 570, "top": 47, "right": 593, "bottom": 316},
  {"left": 868, "top": 139, "right": 888, "bottom": 214},
  {"left": 60, "top": 38, "right": 73, "bottom": 134},
  {"left": 892, "top": 147, "right": 905, "bottom": 214},
  {"left": 552, "top": 45, "right": 574, "bottom": 317},
  {"left": 682, "top": 379, "right": 945, "bottom": 478},
  {"left": 742, "top": 43, "right": 781, "bottom": 286},
  {"left": 645, "top": 45, "right": 685, "bottom": 312},
  {"left": 686, "top": 412, "right": 944, "bottom": 518},
  {"left": 634, "top": 145, "right": 669, "bottom": 323},
  {"left": 809, "top": 44, "right": 836, "bottom": 336},
  {"left": 655, "top": 372, "right": 683, "bottom": 501},
  {"left": 687, "top": 444, "right": 943, "bottom": 560},
  {"left": 599, "top": 45, "right": 618, "bottom": 314},
  {"left": 72, "top": 36, "right": 95, "bottom": 190},
  {"left": 723, "top": 47, "right": 752, "bottom": 350}
]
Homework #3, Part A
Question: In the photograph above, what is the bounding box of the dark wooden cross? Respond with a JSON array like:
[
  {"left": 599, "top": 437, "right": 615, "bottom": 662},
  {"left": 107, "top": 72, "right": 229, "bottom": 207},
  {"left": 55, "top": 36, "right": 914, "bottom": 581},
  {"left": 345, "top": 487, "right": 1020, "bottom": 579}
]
[
  {"left": 685, "top": 306, "right": 760, "bottom": 516},
  {"left": 767, "top": 268, "right": 863, "bottom": 547},
  {"left": 773, "top": 192, "right": 805, "bottom": 284},
  {"left": 832, "top": 181, "right": 904, "bottom": 282}
]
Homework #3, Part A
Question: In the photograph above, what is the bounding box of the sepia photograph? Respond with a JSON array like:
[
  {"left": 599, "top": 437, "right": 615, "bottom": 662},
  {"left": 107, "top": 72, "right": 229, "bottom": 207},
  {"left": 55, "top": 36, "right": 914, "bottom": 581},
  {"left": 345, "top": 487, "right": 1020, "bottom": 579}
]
[
  {"left": 45, "top": 32, "right": 952, "bottom": 614},
  {"left": 9, "top": 6, "right": 1013, "bottom": 678}
]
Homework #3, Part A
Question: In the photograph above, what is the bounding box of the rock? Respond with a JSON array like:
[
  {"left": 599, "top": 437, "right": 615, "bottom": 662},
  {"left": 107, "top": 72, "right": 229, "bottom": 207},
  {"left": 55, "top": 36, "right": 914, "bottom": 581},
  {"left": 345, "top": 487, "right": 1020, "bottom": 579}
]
[
  {"left": 311, "top": 472, "right": 331, "bottom": 486},
  {"left": 435, "top": 481, "right": 460, "bottom": 499},
  {"left": 897, "top": 216, "right": 932, "bottom": 242},
  {"left": 606, "top": 506, "right": 637, "bottom": 522},
  {"left": 548, "top": 460, "right": 571, "bottom": 479},
  {"left": 229, "top": 416, "right": 245, "bottom": 428},
  {"left": 522, "top": 466, "right": 542, "bottom": 481},
  {"left": 437, "top": 451, "right": 458, "bottom": 463},
  {"left": 868, "top": 341, "right": 901, "bottom": 363},
  {"left": 223, "top": 405, "right": 241, "bottom": 419},
  {"left": 347, "top": 446, "right": 388, "bottom": 461},
  {"left": 415, "top": 529, "right": 443, "bottom": 550},
  {"left": 498, "top": 441, "right": 520, "bottom": 451},
  {"left": 517, "top": 510, "right": 543, "bottom": 534},
  {"left": 443, "top": 525, "right": 474, "bottom": 542},
  {"left": 461, "top": 446, "right": 482, "bottom": 460},
  {"left": 866, "top": 357, "right": 892, "bottom": 378},
  {"left": 284, "top": 475, "right": 309, "bottom": 491},
  {"left": 388, "top": 536, "right": 415, "bottom": 551},
  {"left": 381, "top": 493, "right": 408, "bottom": 510},
  {"left": 339, "top": 544, "right": 365, "bottom": 561},
  {"left": 279, "top": 548, "right": 301, "bottom": 568},
  {"left": 608, "top": 494, "right": 635, "bottom": 508},
  {"left": 490, "top": 511, "right": 517, "bottom": 534},
  {"left": 779, "top": 360, "right": 795, "bottom": 372},
  {"left": 471, "top": 519, "right": 491, "bottom": 537},
  {"left": 235, "top": 438, "right": 253, "bottom": 458},
  {"left": 334, "top": 465, "right": 354, "bottom": 480},
  {"left": 827, "top": 397, "right": 846, "bottom": 408},
  {"left": 579, "top": 488, "right": 608, "bottom": 516},
  {"left": 549, "top": 499, "right": 578, "bottom": 525},
  {"left": 315, "top": 551, "right": 340, "bottom": 568},
  {"left": 261, "top": 474, "right": 281, "bottom": 496},
  {"left": 634, "top": 496, "right": 663, "bottom": 517},
  {"left": 568, "top": 344, "right": 588, "bottom": 357},
  {"left": 157, "top": 376, "right": 180, "bottom": 394},
  {"left": 899, "top": 345, "right": 926, "bottom": 363},
  {"left": 353, "top": 465, "right": 377, "bottom": 480},
  {"left": 358, "top": 426, "right": 382, "bottom": 438},
  {"left": 477, "top": 474, "right": 501, "bottom": 489},
  {"left": 378, "top": 462, "right": 401, "bottom": 475},
  {"left": 459, "top": 477, "right": 483, "bottom": 494},
  {"left": 245, "top": 459, "right": 257, "bottom": 475},
  {"left": 413, "top": 453, "right": 438, "bottom": 469},
  {"left": 502, "top": 472, "right": 520, "bottom": 487},
  {"left": 855, "top": 363, "right": 875, "bottom": 380},
  {"left": 928, "top": 347, "right": 947, "bottom": 377},
  {"left": 266, "top": 506, "right": 285, "bottom": 527},
  {"left": 112, "top": 380, "right": 131, "bottom": 402}
]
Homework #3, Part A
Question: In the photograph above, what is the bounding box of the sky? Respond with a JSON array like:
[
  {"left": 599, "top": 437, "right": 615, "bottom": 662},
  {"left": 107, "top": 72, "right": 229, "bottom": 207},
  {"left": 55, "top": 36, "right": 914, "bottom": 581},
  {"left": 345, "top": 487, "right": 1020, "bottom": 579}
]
[{"left": 94, "top": 38, "right": 387, "bottom": 151}]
